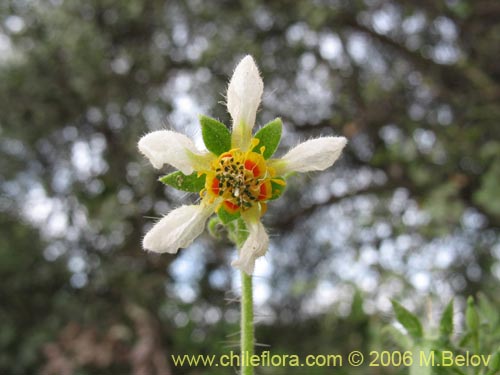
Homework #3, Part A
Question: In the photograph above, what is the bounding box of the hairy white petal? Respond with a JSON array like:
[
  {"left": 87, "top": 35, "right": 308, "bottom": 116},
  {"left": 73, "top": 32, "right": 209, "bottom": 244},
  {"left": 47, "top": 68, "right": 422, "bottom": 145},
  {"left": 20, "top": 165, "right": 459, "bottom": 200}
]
[
  {"left": 227, "top": 55, "right": 263, "bottom": 150},
  {"left": 143, "top": 203, "right": 214, "bottom": 254},
  {"left": 138, "top": 130, "right": 211, "bottom": 174},
  {"left": 272, "top": 136, "right": 347, "bottom": 175},
  {"left": 231, "top": 219, "right": 268, "bottom": 275}
]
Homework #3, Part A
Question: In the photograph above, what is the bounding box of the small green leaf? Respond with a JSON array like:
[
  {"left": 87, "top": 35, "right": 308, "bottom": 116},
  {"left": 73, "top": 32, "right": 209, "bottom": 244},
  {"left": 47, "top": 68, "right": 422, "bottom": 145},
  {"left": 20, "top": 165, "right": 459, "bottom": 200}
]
[
  {"left": 253, "top": 118, "right": 282, "bottom": 159},
  {"left": 391, "top": 300, "right": 423, "bottom": 339},
  {"left": 159, "top": 171, "right": 206, "bottom": 192},
  {"left": 466, "top": 296, "right": 479, "bottom": 332},
  {"left": 200, "top": 115, "right": 231, "bottom": 155},
  {"left": 439, "top": 299, "right": 454, "bottom": 337},
  {"left": 269, "top": 178, "right": 286, "bottom": 200},
  {"left": 217, "top": 205, "right": 240, "bottom": 224}
]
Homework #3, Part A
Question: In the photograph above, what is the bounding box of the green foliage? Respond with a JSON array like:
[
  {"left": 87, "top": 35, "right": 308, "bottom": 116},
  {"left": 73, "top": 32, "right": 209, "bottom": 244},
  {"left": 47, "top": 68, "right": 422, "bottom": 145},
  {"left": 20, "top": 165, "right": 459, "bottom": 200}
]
[
  {"left": 252, "top": 118, "right": 282, "bottom": 159},
  {"left": 159, "top": 171, "right": 206, "bottom": 193},
  {"left": 490, "top": 351, "right": 500, "bottom": 373},
  {"left": 217, "top": 205, "right": 241, "bottom": 224},
  {"left": 388, "top": 295, "right": 500, "bottom": 375},
  {"left": 200, "top": 115, "right": 231, "bottom": 156},
  {"left": 477, "top": 293, "right": 499, "bottom": 328},
  {"left": 0, "top": 216, "right": 70, "bottom": 374},
  {"left": 391, "top": 300, "right": 423, "bottom": 340},
  {"left": 475, "top": 158, "right": 500, "bottom": 216},
  {"left": 422, "top": 182, "right": 465, "bottom": 233},
  {"left": 466, "top": 296, "right": 479, "bottom": 332},
  {"left": 439, "top": 300, "right": 454, "bottom": 338}
]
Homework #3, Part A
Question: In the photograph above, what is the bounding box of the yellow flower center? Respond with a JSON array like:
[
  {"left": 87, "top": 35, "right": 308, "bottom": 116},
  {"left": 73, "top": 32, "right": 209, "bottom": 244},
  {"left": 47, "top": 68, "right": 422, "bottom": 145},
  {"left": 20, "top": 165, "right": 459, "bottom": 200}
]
[{"left": 202, "top": 140, "right": 281, "bottom": 215}]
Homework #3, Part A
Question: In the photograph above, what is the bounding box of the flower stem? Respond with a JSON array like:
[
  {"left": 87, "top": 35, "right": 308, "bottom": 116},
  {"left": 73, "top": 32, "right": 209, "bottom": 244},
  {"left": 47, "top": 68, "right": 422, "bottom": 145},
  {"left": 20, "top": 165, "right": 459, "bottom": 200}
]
[
  {"left": 234, "top": 218, "right": 254, "bottom": 375},
  {"left": 240, "top": 270, "right": 254, "bottom": 375}
]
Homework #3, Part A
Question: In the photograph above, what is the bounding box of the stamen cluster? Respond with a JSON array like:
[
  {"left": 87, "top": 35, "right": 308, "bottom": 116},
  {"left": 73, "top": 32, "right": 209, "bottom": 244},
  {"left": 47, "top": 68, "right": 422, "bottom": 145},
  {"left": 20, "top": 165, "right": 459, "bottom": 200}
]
[
  {"left": 203, "top": 147, "right": 272, "bottom": 214},
  {"left": 216, "top": 153, "right": 262, "bottom": 206}
]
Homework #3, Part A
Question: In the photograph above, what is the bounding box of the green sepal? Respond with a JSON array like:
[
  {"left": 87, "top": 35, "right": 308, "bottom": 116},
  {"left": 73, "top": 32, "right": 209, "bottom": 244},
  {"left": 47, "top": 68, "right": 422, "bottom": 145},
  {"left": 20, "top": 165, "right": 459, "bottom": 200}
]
[
  {"left": 200, "top": 115, "right": 231, "bottom": 156},
  {"left": 207, "top": 217, "right": 222, "bottom": 240},
  {"left": 159, "top": 171, "right": 206, "bottom": 193},
  {"left": 391, "top": 300, "right": 423, "bottom": 339},
  {"left": 252, "top": 118, "right": 282, "bottom": 159},
  {"left": 269, "top": 178, "right": 286, "bottom": 200},
  {"left": 439, "top": 299, "right": 454, "bottom": 337},
  {"left": 217, "top": 205, "right": 240, "bottom": 224}
]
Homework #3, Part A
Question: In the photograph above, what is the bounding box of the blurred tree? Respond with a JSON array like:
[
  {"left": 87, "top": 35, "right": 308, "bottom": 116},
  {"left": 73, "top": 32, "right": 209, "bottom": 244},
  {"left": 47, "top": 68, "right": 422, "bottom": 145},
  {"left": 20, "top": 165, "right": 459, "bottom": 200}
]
[{"left": 0, "top": 0, "right": 499, "bottom": 373}]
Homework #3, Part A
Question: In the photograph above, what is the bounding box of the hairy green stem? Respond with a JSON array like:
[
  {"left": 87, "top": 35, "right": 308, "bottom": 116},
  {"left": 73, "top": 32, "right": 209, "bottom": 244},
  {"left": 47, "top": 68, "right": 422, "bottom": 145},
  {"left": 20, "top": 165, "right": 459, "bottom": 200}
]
[
  {"left": 240, "top": 270, "right": 254, "bottom": 375},
  {"left": 234, "top": 218, "right": 254, "bottom": 375}
]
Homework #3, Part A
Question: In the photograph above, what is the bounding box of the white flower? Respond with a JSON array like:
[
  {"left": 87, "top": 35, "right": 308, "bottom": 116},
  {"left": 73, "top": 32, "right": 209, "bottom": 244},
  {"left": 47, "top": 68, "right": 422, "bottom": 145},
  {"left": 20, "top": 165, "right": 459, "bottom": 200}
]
[
  {"left": 227, "top": 55, "right": 264, "bottom": 151},
  {"left": 231, "top": 214, "right": 269, "bottom": 275},
  {"left": 138, "top": 130, "right": 211, "bottom": 175},
  {"left": 138, "top": 55, "right": 347, "bottom": 274},
  {"left": 269, "top": 137, "right": 347, "bottom": 175},
  {"left": 143, "top": 202, "right": 215, "bottom": 254}
]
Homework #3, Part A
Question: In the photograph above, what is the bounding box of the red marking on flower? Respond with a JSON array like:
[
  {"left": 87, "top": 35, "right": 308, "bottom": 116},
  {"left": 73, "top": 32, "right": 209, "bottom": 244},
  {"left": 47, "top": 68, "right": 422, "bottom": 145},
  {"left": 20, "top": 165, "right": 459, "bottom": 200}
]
[
  {"left": 211, "top": 178, "right": 220, "bottom": 195},
  {"left": 258, "top": 183, "right": 268, "bottom": 201},
  {"left": 244, "top": 160, "right": 260, "bottom": 177},
  {"left": 223, "top": 200, "right": 239, "bottom": 213}
]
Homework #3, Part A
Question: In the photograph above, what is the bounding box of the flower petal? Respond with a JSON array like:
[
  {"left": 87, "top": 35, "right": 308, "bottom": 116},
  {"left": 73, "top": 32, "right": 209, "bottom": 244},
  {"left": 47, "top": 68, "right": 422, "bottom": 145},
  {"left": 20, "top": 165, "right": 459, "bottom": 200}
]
[
  {"left": 143, "top": 203, "right": 214, "bottom": 254},
  {"left": 270, "top": 136, "right": 347, "bottom": 175},
  {"left": 231, "top": 218, "right": 269, "bottom": 275},
  {"left": 138, "top": 130, "right": 212, "bottom": 174},
  {"left": 227, "top": 55, "right": 264, "bottom": 151}
]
